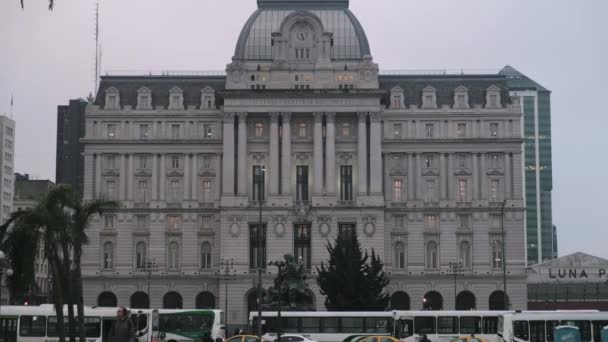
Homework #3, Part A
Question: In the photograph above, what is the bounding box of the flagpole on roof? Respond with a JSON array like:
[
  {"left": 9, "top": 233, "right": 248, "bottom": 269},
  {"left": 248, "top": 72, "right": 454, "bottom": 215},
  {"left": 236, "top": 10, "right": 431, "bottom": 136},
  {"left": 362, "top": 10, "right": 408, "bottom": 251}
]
[{"left": 10, "top": 94, "right": 13, "bottom": 119}]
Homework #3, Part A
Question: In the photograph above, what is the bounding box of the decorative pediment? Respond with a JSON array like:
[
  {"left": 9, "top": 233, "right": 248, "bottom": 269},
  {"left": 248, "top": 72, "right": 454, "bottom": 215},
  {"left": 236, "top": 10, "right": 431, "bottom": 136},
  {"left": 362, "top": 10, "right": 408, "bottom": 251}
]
[
  {"left": 486, "top": 85, "right": 501, "bottom": 92},
  {"left": 454, "top": 169, "right": 472, "bottom": 176},
  {"left": 137, "top": 86, "right": 152, "bottom": 94},
  {"left": 105, "top": 87, "right": 119, "bottom": 94},
  {"left": 391, "top": 85, "right": 404, "bottom": 93},
  {"left": 201, "top": 86, "right": 215, "bottom": 94},
  {"left": 455, "top": 85, "right": 468, "bottom": 92},
  {"left": 169, "top": 86, "right": 183, "bottom": 94},
  {"left": 423, "top": 85, "right": 436, "bottom": 93}
]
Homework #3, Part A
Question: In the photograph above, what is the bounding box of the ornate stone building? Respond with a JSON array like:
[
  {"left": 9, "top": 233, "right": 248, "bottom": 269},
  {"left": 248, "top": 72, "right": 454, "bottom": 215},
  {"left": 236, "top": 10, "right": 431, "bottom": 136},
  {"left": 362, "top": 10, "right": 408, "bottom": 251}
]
[{"left": 81, "top": 0, "right": 528, "bottom": 327}]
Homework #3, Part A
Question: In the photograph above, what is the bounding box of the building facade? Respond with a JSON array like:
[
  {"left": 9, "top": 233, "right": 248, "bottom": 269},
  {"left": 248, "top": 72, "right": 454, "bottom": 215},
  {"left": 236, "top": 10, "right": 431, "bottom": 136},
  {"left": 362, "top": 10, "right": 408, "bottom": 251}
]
[
  {"left": 527, "top": 253, "right": 608, "bottom": 310},
  {"left": 79, "top": 0, "right": 529, "bottom": 326},
  {"left": 13, "top": 173, "right": 55, "bottom": 304},
  {"left": 0, "top": 115, "right": 15, "bottom": 305},
  {"left": 56, "top": 98, "right": 88, "bottom": 196},
  {"left": 501, "top": 66, "right": 555, "bottom": 264}
]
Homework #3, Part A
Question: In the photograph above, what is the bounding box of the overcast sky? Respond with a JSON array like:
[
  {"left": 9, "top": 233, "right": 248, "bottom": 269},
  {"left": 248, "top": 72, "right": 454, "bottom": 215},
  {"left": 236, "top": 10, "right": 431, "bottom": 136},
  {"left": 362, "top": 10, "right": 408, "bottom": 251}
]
[{"left": 1, "top": 0, "right": 607, "bottom": 259}]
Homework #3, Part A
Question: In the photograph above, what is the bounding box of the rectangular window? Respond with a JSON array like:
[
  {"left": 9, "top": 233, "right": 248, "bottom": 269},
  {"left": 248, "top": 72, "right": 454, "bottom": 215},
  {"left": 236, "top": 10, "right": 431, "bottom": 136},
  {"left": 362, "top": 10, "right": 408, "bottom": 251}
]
[
  {"left": 393, "top": 179, "right": 403, "bottom": 202},
  {"left": 253, "top": 165, "right": 265, "bottom": 201},
  {"left": 104, "top": 215, "right": 114, "bottom": 229},
  {"left": 137, "top": 180, "right": 149, "bottom": 203},
  {"left": 6, "top": 127, "right": 14, "bottom": 137},
  {"left": 393, "top": 123, "right": 402, "bottom": 138},
  {"left": 203, "top": 124, "right": 213, "bottom": 138},
  {"left": 341, "top": 122, "right": 351, "bottom": 137},
  {"left": 492, "top": 241, "right": 503, "bottom": 269},
  {"left": 140, "top": 95, "right": 150, "bottom": 109},
  {"left": 437, "top": 317, "right": 459, "bottom": 334},
  {"left": 415, "top": 317, "right": 436, "bottom": 335},
  {"left": 490, "top": 179, "right": 500, "bottom": 201},
  {"left": 139, "top": 124, "right": 149, "bottom": 139},
  {"left": 298, "top": 122, "right": 307, "bottom": 137},
  {"left": 514, "top": 321, "right": 529, "bottom": 341},
  {"left": 483, "top": 317, "right": 499, "bottom": 334},
  {"left": 425, "top": 180, "right": 436, "bottom": 202},
  {"left": 338, "top": 223, "right": 356, "bottom": 240},
  {"left": 106, "top": 181, "right": 116, "bottom": 199},
  {"left": 457, "top": 94, "right": 466, "bottom": 107},
  {"left": 457, "top": 123, "right": 466, "bottom": 137},
  {"left": 560, "top": 321, "right": 591, "bottom": 342},
  {"left": 167, "top": 215, "right": 181, "bottom": 231},
  {"left": 393, "top": 95, "right": 402, "bottom": 108},
  {"left": 171, "top": 156, "right": 180, "bottom": 169},
  {"left": 425, "top": 124, "right": 434, "bottom": 138},
  {"left": 458, "top": 179, "right": 467, "bottom": 202},
  {"left": 249, "top": 224, "right": 266, "bottom": 270},
  {"left": 424, "top": 155, "right": 435, "bottom": 168},
  {"left": 296, "top": 166, "right": 309, "bottom": 201},
  {"left": 460, "top": 317, "right": 481, "bottom": 334},
  {"left": 339, "top": 165, "right": 353, "bottom": 201},
  {"left": 458, "top": 214, "right": 471, "bottom": 230},
  {"left": 172, "top": 95, "right": 180, "bottom": 106},
  {"left": 107, "top": 124, "right": 116, "bottom": 138},
  {"left": 5, "top": 139, "right": 13, "bottom": 149},
  {"left": 294, "top": 224, "right": 311, "bottom": 269},
  {"left": 171, "top": 124, "right": 180, "bottom": 139},
  {"left": 19, "top": 315, "right": 47, "bottom": 337},
  {"left": 136, "top": 215, "right": 148, "bottom": 230},
  {"left": 255, "top": 122, "right": 264, "bottom": 137},
  {"left": 458, "top": 154, "right": 466, "bottom": 169},
  {"left": 105, "top": 155, "right": 116, "bottom": 169},
  {"left": 169, "top": 180, "right": 181, "bottom": 202},
  {"left": 202, "top": 180, "right": 212, "bottom": 202},
  {"left": 490, "top": 154, "right": 500, "bottom": 169},
  {"left": 490, "top": 94, "right": 498, "bottom": 108},
  {"left": 490, "top": 123, "right": 499, "bottom": 137},
  {"left": 425, "top": 215, "right": 437, "bottom": 228},
  {"left": 424, "top": 95, "right": 433, "bottom": 107},
  {"left": 137, "top": 155, "right": 149, "bottom": 169},
  {"left": 108, "top": 95, "right": 117, "bottom": 108}
]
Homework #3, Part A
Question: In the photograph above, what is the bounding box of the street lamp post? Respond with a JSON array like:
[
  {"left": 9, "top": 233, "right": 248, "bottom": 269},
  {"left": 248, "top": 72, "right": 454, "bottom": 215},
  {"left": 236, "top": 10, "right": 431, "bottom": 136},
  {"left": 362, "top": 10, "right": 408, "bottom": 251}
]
[
  {"left": 138, "top": 258, "right": 159, "bottom": 308},
  {"left": 256, "top": 166, "right": 266, "bottom": 338},
  {"left": 216, "top": 259, "right": 236, "bottom": 337},
  {"left": 0, "top": 250, "right": 14, "bottom": 312},
  {"left": 448, "top": 261, "right": 463, "bottom": 309},
  {"left": 268, "top": 260, "right": 286, "bottom": 342},
  {"left": 501, "top": 200, "right": 508, "bottom": 309}
]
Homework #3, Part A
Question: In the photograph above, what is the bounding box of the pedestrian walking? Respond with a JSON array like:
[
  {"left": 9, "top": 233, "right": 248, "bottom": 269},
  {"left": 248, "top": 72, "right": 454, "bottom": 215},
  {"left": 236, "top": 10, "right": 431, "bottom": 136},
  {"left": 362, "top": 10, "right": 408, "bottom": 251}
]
[{"left": 108, "top": 307, "right": 136, "bottom": 342}]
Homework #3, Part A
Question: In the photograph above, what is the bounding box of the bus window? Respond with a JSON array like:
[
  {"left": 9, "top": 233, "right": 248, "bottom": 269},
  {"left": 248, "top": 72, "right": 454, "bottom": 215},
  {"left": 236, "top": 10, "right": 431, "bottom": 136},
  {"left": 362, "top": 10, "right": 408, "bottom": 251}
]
[
  {"left": 321, "top": 317, "right": 339, "bottom": 333},
  {"left": 546, "top": 320, "right": 559, "bottom": 342},
  {"left": 561, "top": 321, "right": 592, "bottom": 342},
  {"left": 342, "top": 317, "right": 364, "bottom": 333},
  {"left": 280, "top": 317, "right": 299, "bottom": 333},
  {"left": 529, "top": 321, "right": 545, "bottom": 342},
  {"left": 460, "top": 317, "right": 481, "bottom": 334},
  {"left": 414, "top": 317, "right": 436, "bottom": 335},
  {"left": 483, "top": 317, "right": 499, "bottom": 334},
  {"left": 513, "top": 321, "right": 529, "bottom": 341},
  {"left": 592, "top": 320, "right": 608, "bottom": 342},
  {"left": 0, "top": 317, "right": 18, "bottom": 342},
  {"left": 365, "top": 317, "right": 389, "bottom": 333},
  {"left": 83, "top": 317, "right": 102, "bottom": 338},
  {"left": 397, "top": 320, "right": 413, "bottom": 338},
  {"left": 19, "top": 315, "right": 46, "bottom": 337},
  {"left": 301, "top": 317, "right": 320, "bottom": 333},
  {"left": 437, "top": 317, "right": 458, "bottom": 334}
]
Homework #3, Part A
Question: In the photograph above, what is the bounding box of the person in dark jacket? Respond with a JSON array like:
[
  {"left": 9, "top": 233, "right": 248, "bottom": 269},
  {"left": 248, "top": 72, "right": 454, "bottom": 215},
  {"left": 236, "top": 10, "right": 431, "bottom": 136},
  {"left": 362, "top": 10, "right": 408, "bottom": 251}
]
[{"left": 108, "top": 307, "right": 136, "bottom": 342}]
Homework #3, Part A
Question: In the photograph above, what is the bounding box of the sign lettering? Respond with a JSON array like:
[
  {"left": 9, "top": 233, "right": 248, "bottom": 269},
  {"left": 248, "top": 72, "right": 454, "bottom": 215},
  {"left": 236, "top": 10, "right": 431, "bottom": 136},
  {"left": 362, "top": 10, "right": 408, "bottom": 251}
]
[{"left": 548, "top": 268, "right": 604, "bottom": 280}]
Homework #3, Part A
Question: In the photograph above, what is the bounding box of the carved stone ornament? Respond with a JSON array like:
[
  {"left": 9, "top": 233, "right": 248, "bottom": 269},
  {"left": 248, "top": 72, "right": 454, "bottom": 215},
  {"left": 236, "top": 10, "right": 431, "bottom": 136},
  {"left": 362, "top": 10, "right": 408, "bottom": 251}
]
[
  {"left": 252, "top": 153, "right": 265, "bottom": 163},
  {"left": 364, "top": 222, "right": 375, "bottom": 237},
  {"left": 313, "top": 112, "right": 324, "bottom": 123},
  {"left": 229, "top": 223, "right": 240, "bottom": 238},
  {"left": 319, "top": 223, "right": 331, "bottom": 237},
  {"left": 275, "top": 223, "right": 286, "bottom": 238},
  {"left": 338, "top": 153, "right": 353, "bottom": 162},
  {"left": 223, "top": 113, "right": 235, "bottom": 123},
  {"left": 295, "top": 152, "right": 310, "bottom": 162}
]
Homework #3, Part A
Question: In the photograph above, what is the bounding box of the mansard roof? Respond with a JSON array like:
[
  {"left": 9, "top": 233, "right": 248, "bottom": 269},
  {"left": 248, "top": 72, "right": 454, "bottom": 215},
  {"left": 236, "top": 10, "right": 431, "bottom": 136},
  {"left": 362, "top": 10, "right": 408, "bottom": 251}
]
[{"left": 529, "top": 252, "right": 608, "bottom": 269}]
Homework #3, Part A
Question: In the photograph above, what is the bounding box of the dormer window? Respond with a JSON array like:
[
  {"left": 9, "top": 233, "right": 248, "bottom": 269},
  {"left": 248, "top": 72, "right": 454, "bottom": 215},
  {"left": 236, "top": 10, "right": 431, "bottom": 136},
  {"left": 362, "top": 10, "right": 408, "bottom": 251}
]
[
  {"left": 454, "top": 86, "right": 470, "bottom": 109},
  {"left": 298, "top": 122, "right": 307, "bottom": 137},
  {"left": 200, "top": 87, "right": 216, "bottom": 110},
  {"left": 107, "top": 124, "right": 116, "bottom": 139},
  {"left": 341, "top": 122, "right": 351, "bottom": 137},
  {"left": 390, "top": 86, "right": 405, "bottom": 109},
  {"left": 255, "top": 122, "right": 264, "bottom": 137},
  {"left": 136, "top": 87, "right": 153, "bottom": 110},
  {"left": 421, "top": 86, "right": 437, "bottom": 109},
  {"left": 485, "top": 85, "right": 502, "bottom": 108},
  {"left": 168, "top": 87, "right": 184, "bottom": 110},
  {"left": 104, "top": 87, "right": 120, "bottom": 110}
]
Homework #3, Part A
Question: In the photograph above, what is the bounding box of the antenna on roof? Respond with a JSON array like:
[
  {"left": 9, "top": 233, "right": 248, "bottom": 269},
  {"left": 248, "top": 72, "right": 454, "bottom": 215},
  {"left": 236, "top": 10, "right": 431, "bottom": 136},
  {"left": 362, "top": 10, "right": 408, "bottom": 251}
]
[{"left": 94, "top": 1, "right": 101, "bottom": 98}]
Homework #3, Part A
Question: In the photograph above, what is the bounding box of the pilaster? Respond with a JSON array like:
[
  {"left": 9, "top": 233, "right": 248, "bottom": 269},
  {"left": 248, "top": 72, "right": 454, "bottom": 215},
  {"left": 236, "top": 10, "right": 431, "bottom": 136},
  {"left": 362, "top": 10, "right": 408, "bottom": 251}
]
[
  {"left": 325, "top": 112, "right": 336, "bottom": 195},
  {"left": 312, "top": 112, "right": 324, "bottom": 196},
  {"left": 281, "top": 112, "right": 292, "bottom": 196},
  {"left": 369, "top": 112, "right": 382, "bottom": 199},
  {"left": 222, "top": 113, "right": 236, "bottom": 196},
  {"left": 269, "top": 112, "right": 280, "bottom": 195},
  {"left": 237, "top": 112, "right": 248, "bottom": 196},
  {"left": 357, "top": 112, "right": 368, "bottom": 197}
]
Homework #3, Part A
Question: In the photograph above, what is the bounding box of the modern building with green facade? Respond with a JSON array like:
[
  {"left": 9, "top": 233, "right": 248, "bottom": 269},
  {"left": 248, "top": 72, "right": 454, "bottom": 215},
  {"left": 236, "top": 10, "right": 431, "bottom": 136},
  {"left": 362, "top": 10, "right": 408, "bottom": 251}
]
[{"left": 501, "top": 66, "right": 555, "bottom": 265}]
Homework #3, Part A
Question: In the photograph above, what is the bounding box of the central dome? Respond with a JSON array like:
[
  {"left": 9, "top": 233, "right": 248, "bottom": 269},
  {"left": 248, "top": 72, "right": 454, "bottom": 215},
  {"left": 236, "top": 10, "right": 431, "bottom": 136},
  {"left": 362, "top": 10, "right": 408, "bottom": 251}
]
[{"left": 234, "top": 0, "right": 371, "bottom": 61}]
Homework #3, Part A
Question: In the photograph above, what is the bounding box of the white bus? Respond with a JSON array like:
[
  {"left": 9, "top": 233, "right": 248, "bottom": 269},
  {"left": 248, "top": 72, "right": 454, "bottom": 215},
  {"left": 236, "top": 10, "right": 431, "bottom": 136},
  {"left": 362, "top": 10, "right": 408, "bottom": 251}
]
[
  {"left": 497, "top": 311, "right": 608, "bottom": 342},
  {"left": 249, "top": 311, "right": 394, "bottom": 342},
  {"left": 393, "top": 311, "right": 506, "bottom": 342},
  {"left": 151, "top": 309, "right": 224, "bottom": 342}
]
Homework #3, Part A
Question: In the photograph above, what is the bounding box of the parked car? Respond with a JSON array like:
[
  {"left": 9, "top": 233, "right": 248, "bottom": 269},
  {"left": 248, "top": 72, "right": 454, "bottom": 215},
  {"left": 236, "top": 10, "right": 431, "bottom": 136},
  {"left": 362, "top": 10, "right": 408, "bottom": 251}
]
[
  {"left": 269, "top": 334, "right": 318, "bottom": 342},
  {"left": 226, "top": 335, "right": 263, "bottom": 342},
  {"left": 356, "top": 336, "right": 400, "bottom": 342},
  {"left": 449, "top": 336, "right": 488, "bottom": 342}
]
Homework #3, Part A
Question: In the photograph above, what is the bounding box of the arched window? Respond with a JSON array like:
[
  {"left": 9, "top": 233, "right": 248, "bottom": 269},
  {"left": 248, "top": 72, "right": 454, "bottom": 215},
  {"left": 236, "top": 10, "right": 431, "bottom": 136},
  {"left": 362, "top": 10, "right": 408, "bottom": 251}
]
[
  {"left": 195, "top": 291, "right": 215, "bottom": 309},
  {"left": 423, "top": 291, "right": 443, "bottom": 310},
  {"left": 201, "top": 242, "right": 212, "bottom": 270},
  {"left": 489, "top": 291, "right": 508, "bottom": 310},
  {"left": 394, "top": 242, "right": 405, "bottom": 269},
  {"left": 103, "top": 242, "right": 114, "bottom": 269},
  {"left": 456, "top": 291, "right": 476, "bottom": 310},
  {"left": 492, "top": 240, "right": 503, "bottom": 269},
  {"left": 168, "top": 242, "right": 179, "bottom": 270},
  {"left": 163, "top": 291, "right": 183, "bottom": 309},
  {"left": 130, "top": 291, "right": 150, "bottom": 309},
  {"left": 390, "top": 291, "right": 410, "bottom": 310},
  {"left": 97, "top": 292, "right": 117, "bottom": 307},
  {"left": 426, "top": 241, "right": 438, "bottom": 269},
  {"left": 135, "top": 242, "right": 147, "bottom": 269},
  {"left": 459, "top": 241, "right": 471, "bottom": 269}
]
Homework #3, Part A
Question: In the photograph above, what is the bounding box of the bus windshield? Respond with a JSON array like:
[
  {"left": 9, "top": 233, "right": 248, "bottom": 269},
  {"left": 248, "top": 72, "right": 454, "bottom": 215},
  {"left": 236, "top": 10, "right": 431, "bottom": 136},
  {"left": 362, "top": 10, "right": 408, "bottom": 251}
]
[{"left": 159, "top": 312, "right": 215, "bottom": 333}]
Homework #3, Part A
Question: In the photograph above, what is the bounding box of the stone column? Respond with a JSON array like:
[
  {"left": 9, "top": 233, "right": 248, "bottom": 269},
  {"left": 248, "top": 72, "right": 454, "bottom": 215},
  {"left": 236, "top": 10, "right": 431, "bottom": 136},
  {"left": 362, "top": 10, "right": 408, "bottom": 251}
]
[
  {"left": 237, "top": 113, "right": 248, "bottom": 196},
  {"left": 369, "top": 112, "right": 382, "bottom": 194},
  {"left": 83, "top": 154, "right": 94, "bottom": 200},
  {"left": 440, "top": 153, "right": 447, "bottom": 200},
  {"left": 480, "top": 153, "right": 487, "bottom": 200},
  {"left": 159, "top": 154, "right": 166, "bottom": 200},
  {"left": 191, "top": 155, "right": 198, "bottom": 202},
  {"left": 152, "top": 154, "right": 159, "bottom": 201},
  {"left": 127, "top": 154, "right": 134, "bottom": 201},
  {"left": 222, "top": 113, "right": 235, "bottom": 195},
  {"left": 325, "top": 112, "right": 336, "bottom": 194},
  {"left": 472, "top": 153, "right": 479, "bottom": 200},
  {"left": 407, "top": 154, "right": 414, "bottom": 200},
  {"left": 269, "top": 112, "right": 280, "bottom": 195},
  {"left": 357, "top": 112, "right": 368, "bottom": 196},
  {"left": 281, "top": 113, "right": 292, "bottom": 195},
  {"left": 447, "top": 154, "right": 453, "bottom": 200},
  {"left": 415, "top": 154, "right": 422, "bottom": 200},
  {"left": 505, "top": 153, "right": 512, "bottom": 200},
  {"left": 313, "top": 112, "right": 324, "bottom": 194},
  {"left": 95, "top": 154, "right": 102, "bottom": 198},
  {"left": 119, "top": 154, "right": 126, "bottom": 200},
  {"left": 184, "top": 154, "right": 191, "bottom": 200}
]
